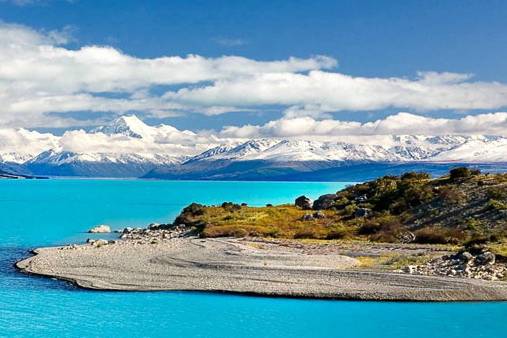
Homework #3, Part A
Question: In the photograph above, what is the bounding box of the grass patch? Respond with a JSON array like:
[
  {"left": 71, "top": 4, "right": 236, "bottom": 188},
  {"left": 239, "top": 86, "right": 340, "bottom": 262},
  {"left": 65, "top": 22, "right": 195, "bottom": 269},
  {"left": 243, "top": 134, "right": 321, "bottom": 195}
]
[
  {"left": 356, "top": 253, "right": 433, "bottom": 270},
  {"left": 199, "top": 205, "right": 355, "bottom": 239}
]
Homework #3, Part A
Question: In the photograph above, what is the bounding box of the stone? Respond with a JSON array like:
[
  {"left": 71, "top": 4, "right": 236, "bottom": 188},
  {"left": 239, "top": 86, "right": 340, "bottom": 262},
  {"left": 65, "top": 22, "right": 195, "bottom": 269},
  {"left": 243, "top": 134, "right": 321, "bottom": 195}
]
[
  {"left": 354, "top": 208, "right": 370, "bottom": 218},
  {"left": 301, "top": 214, "right": 314, "bottom": 221},
  {"left": 312, "top": 194, "right": 338, "bottom": 210},
  {"left": 402, "top": 265, "right": 417, "bottom": 274},
  {"left": 88, "top": 239, "right": 109, "bottom": 247},
  {"left": 313, "top": 211, "right": 326, "bottom": 219},
  {"left": 295, "top": 195, "right": 313, "bottom": 210},
  {"left": 148, "top": 223, "right": 161, "bottom": 230},
  {"left": 88, "top": 224, "right": 111, "bottom": 233},
  {"left": 398, "top": 231, "right": 416, "bottom": 244},
  {"left": 356, "top": 194, "right": 368, "bottom": 202},
  {"left": 476, "top": 252, "right": 496, "bottom": 265},
  {"left": 459, "top": 251, "right": 473, "bottom": 262}
]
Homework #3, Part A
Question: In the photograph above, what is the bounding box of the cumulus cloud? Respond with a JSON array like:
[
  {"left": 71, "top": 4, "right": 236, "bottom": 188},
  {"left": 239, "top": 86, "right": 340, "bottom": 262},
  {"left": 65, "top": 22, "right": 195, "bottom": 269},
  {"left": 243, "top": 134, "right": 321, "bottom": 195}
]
[
  {"left": 220, "top": 112, "right": 507, "bottom": 138},
  {"left": 0, "top": 22, "right": 337, "bottom": 126},
  {"left": 168, "top": 71, "right": 507, "bottom": 116},
  {"left": 2, "top": 112, "right": 507, "bottom": 163},
  {"left": 0, "top": 128, "right": 59, "bottom": 160},
  {"left": 0, "top": 117, "right": 221, "bottom": 161},
  {"left": 4, "top": 22, "right": 507, "bottom": 128}
]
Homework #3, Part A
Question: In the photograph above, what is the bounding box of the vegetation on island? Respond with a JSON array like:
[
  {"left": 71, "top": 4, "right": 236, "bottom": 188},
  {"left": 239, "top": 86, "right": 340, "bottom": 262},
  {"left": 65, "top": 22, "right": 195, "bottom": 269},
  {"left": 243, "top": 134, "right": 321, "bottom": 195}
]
[{"left": 172, "top": 168, "right": 507, "bottom": 250}]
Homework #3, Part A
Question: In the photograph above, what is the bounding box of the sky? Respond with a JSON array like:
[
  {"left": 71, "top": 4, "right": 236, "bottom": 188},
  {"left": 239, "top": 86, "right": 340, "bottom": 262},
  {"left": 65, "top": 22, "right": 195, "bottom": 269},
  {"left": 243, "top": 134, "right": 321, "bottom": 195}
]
[{"left": 1, "top": 0, "right": 507, "bottom": 135}]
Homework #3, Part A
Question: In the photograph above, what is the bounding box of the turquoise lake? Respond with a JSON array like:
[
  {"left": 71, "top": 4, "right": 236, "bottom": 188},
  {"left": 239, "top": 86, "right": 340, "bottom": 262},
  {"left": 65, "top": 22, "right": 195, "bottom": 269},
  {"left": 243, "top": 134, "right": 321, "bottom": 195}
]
[{"left": 1, "top": 179, "right": 506, "bottom": 337}]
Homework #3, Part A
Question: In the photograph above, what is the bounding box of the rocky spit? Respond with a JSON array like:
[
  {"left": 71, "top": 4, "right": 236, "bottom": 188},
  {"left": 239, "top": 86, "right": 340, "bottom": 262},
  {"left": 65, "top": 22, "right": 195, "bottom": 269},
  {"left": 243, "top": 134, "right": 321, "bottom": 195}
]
[{"left": 16, "top": 228, "right": 507, "bottom": 301}]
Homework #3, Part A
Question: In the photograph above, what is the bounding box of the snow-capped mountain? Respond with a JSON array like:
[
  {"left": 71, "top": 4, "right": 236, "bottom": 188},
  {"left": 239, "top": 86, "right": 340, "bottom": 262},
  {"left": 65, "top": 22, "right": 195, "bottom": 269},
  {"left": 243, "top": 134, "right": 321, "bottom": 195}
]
[
  {"left": 182, "top": 135, "right": 506, "bottom": 163},
  {"left": 144, "top": 135, "right": 507, "bottom": 180},
  {"left": 1, "top": 114, "right": 507, "bottom": 179},
  {"left": 92, "top": 115, "right": 154, "bottom": 139}
]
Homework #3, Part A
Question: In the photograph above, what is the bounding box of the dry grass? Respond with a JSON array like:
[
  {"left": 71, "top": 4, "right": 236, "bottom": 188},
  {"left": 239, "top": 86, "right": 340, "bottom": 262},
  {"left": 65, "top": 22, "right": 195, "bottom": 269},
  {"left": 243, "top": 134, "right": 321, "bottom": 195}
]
[
  {"left": 356, "top": 253, "right": 433, "bottom": 270},
  {"left": 488, "top": 240, "right": 507, "bottom": 258},
  {"left": 199, "top": 205, "right": 356, "bottom": 239}
]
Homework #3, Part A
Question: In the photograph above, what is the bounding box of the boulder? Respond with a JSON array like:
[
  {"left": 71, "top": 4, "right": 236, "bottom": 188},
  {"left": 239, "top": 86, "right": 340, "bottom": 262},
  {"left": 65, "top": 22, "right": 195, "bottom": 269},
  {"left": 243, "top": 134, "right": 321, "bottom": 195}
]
[
  {"left": 313, "top": 194, "right": 338, "bottom": 210},
  {"left": 398, "top": 231, "right": 416, "bottom": 244},
  {"left": 476, "top": 252, "right": 496, "bottom": 265},
  {"left": 88, "top": 225, "right": 111, "bottom": 233},
  {"left": 354, "top": 208, "right": 370, "bottom": 218},
  {"left": 87, "top": 239, "right": 109, "bottom": 247},
  {"left": 295, "top": 195, "right": 313, "bottom": 210},
  {"left": 148, "top": 223, "right": 161, "bottom": 230},
  {"left": 459, "top": 251, "right": 474, "bottom": 263}
]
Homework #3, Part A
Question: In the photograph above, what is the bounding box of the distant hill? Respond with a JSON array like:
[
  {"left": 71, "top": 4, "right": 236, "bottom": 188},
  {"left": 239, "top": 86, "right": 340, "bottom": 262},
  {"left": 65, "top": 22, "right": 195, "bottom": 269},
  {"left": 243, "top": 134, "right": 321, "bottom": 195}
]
[{"left": 143, "top": 161, "right": 507, "bottom": 182}]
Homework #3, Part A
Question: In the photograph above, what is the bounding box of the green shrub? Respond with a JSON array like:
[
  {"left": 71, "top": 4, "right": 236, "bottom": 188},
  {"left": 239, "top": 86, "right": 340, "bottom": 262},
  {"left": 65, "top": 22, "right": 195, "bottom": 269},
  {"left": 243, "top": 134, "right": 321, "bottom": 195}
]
[
  {"left": 414, "top": 227, "right": 464, "bottom": 244},
  {"left": 343, "top": 203, "right": 358, "bottom": 216},
  {"left": 439, "top": 187, "right": 467, "bottom": 205},
  {"left": 449, "top": 167, "right": 480, "bottom": 180},
  {"left": 487, "top": 199, "right": 507, "bottom": 211},
  {"left": 358, "top": 222, "right": 381, "bottom": 235},
  {"left": 488, "top": 187, "right": 507, "bottom": 200},
  {"left": 401, "top": 172, "right": 431, "bottom": 181},
  {"left": 221, "top": 202, "right": 242, "bottom": 212}
]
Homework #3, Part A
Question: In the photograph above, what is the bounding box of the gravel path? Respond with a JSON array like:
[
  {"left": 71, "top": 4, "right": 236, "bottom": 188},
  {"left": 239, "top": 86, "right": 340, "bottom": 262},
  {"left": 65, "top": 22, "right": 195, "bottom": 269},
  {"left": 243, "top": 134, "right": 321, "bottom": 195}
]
[{"left": 16, "top": 238, "right": 507, "bottom": 301}]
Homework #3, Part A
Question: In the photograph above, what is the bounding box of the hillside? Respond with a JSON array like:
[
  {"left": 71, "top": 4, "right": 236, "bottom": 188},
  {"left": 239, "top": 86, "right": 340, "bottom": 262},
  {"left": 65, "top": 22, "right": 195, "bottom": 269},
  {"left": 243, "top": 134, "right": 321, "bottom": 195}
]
[{"left": 170, "top": 168, "right": 507, "bottom": 248}]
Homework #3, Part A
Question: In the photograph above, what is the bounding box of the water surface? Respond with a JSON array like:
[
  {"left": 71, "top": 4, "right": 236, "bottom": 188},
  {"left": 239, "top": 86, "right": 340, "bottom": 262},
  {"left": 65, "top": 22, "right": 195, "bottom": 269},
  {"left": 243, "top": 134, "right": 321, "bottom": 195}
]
[{"left": 1, "top": 179, "right": 506, "bottom": 337}]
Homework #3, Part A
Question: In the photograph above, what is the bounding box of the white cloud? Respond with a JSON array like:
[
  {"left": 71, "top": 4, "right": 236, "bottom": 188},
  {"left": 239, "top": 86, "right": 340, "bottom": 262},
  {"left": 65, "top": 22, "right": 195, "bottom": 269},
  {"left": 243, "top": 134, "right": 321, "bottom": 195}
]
[
  {"left": 0, "top": 128, "right": 59, "bottom": 161},
  {"left": 0, "top": 23, "right": 337, "bottom": 126},
  {"left": 2, "top": 112, "right": 507, "bottom": 164},
  {"left": 4, "top": 22, "right": 507, "bottom": 128},
  {"left": 220, "top": 112, "right": 507, "bottom": 138},
  {"left": 169, "top": 71, "right": 507, "bottom": 116}
]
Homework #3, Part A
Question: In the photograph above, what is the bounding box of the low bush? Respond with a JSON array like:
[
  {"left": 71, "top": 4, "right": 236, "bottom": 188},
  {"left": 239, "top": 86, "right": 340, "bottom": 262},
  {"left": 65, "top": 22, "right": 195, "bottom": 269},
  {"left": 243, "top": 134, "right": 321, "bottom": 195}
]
[
  {"left": 414, "top": 227, "right": 464, "bottom": 244},
  {"left": 449, "top": 167, "right": 480, "bottom": 181},
  {"left": 487, "top": 199, "right": 507, "bottom": 211}
]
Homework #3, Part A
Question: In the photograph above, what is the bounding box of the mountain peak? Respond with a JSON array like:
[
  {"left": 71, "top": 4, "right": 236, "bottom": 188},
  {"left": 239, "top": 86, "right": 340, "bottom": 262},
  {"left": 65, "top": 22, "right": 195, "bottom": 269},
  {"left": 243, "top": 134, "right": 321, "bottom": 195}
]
[{"left": 93, "top": 115, "right": 152, "bottom": 138}]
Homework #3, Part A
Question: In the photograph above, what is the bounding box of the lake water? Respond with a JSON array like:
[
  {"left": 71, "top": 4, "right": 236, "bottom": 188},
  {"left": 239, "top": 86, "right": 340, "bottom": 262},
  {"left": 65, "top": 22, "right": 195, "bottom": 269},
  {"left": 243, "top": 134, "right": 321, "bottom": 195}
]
[{"left": 0, "top": 179, "right": 506, "bottom": 337}]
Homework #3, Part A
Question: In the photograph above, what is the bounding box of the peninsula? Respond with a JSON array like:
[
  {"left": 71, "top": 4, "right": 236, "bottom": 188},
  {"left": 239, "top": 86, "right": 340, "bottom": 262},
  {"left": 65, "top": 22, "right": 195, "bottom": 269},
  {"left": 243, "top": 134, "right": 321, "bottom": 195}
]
[{"left": 17, "top": 168, "right": 507, "bottom": 301}]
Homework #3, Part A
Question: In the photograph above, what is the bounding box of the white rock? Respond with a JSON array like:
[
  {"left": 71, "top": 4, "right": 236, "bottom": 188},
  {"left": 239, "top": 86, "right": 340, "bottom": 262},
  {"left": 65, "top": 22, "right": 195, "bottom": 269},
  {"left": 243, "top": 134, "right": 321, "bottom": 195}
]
[{"left": 88, "top": 225, "right": 111, "bottom": 233}]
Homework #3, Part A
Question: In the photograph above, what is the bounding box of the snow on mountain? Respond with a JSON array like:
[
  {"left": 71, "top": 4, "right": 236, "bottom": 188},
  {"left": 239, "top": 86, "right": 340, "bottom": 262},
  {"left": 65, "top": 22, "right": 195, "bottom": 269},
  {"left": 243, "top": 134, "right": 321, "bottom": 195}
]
[
  {"left": 431, "top": 137, "right": 507, "bottom": 162},
  {"left": 185, "top": 135, "right": 507, "bottom": 163},
  {"left": 92, "top": 115, "right": 155, "bottom": 139},
  {"left": 0, "top": 128, "right": 59, "bottom": 163},
  {"left": 21, "top": 116, "right": 219, "bottom": 176},
  {"left": 28, "top": 149, "right": 182, "bottom": 166},
  {"left": 1, "top": 114, "right": 507, "bottom": 178}
]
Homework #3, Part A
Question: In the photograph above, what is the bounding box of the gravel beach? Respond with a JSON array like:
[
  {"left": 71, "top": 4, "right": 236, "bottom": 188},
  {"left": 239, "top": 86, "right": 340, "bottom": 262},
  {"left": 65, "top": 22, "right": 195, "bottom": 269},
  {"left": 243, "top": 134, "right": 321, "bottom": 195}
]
[{"left": 16, "top": 237, "right": 507, "bottom": 301}]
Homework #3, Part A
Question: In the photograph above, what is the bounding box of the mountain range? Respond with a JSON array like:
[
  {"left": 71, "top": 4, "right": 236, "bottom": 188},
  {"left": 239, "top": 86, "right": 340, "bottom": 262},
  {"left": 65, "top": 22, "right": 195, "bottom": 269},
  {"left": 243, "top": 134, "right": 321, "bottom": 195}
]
[{"left": 1, "top": 115, "right": 506, "bottom": 180}]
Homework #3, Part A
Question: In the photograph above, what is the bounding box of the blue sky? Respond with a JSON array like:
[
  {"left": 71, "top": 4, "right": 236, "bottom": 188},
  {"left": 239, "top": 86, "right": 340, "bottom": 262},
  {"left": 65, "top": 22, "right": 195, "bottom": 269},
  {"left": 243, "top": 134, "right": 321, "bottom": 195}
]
[{"left": 1, "top": 0, "right": 507, "bottom": 132}]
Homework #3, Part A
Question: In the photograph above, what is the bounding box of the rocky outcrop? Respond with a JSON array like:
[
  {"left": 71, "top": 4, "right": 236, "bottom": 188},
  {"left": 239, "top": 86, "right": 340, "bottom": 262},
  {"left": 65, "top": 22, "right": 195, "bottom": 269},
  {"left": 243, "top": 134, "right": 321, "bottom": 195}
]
[
  {"left": 172, "top": 203, "right": 206, "bottom": 228},
  {"left": 295, "top": 195, "right": 313, "bottom": 210},
  {"left": 301, "top": 211, "right": 326, "bottom": 221},
  {"left": 119, "top": 225, "right": 189, "bottom": 243},
  {"left": 88, "top": 225, "right": 111, "bottom": 233},
  {"left": 313, "top": 194, "right": 338, "bottom": 210},
  {"left": 402, "top": 247, "right": 506, "bottom": 281}
]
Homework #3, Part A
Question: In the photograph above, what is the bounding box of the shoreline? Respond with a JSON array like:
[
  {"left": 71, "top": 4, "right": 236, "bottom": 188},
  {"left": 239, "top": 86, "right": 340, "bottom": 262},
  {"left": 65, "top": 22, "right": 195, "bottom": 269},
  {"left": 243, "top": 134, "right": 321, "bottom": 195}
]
[{"left": 16, "top": 237, "right": 507, "bottom": 301}]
